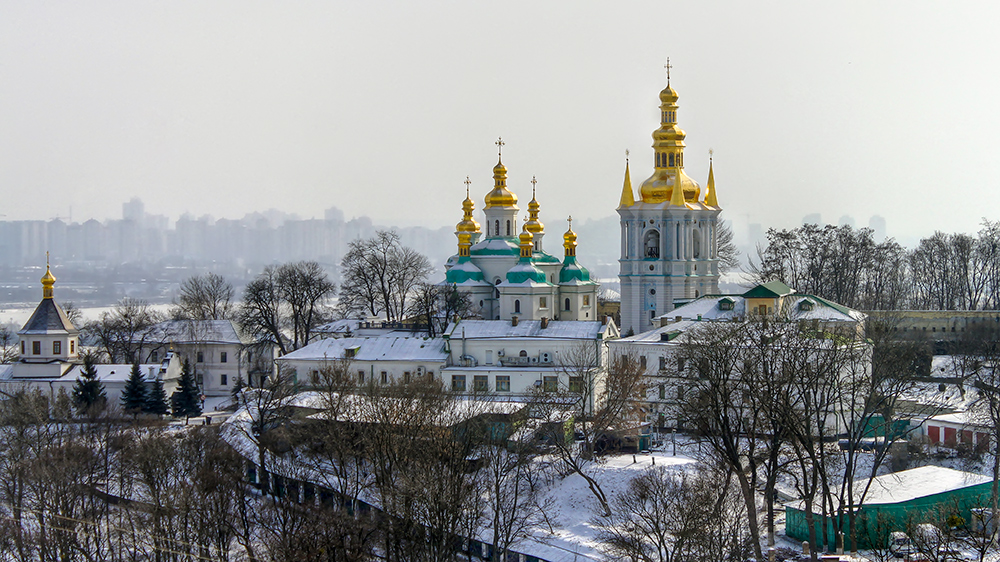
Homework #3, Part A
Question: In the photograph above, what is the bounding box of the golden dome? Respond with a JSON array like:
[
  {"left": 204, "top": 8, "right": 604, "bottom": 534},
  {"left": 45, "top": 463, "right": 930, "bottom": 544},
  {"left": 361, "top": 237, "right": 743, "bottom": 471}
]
[
  {"left": 485, "top": 158, "right": 518, "bottom": 208},
  {"left": 524, "top": 177, "right": 544, "bottom": 234},
  {"left": 519, "top": 225, "right": 533, "bottom": 246},
  {"left": 41, "top": 263, "right": 56, "bottom": 299},
  {"left": 563, "top": 216, "right": 578, "bottom": 257},
  {"left": 640, "top": 169, "right": 701, "bottom": 204},
  {"left": 659, "top": 84, "right": 679, "bottom": 103},
  {"left": 456, "top": 186, "right": 481, "bottom": 233}
]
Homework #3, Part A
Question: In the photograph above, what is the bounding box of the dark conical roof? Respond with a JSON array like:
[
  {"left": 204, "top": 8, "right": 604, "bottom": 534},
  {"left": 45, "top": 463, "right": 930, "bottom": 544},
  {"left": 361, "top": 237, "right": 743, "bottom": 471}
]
[{"left": 18, "top": 299, "right": 78, "bottom": 335}]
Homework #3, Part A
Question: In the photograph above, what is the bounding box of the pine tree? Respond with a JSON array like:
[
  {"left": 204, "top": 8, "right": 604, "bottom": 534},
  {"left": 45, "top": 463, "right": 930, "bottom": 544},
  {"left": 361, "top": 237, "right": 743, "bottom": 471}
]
[
  {"left": 231, "top": 374, "right": 246, "bottom": 400},
  {"left": 121, "top": 361, "right": 147, "bottom": 416},
  {"left": 144, "top": 376, "right": 169, "bottom": 416},
  {"left": 171, "top": 358, "right": 202, "bottom": 418},
  {"left": 72, "top": 354, "right": 107, "bottom": 416}
]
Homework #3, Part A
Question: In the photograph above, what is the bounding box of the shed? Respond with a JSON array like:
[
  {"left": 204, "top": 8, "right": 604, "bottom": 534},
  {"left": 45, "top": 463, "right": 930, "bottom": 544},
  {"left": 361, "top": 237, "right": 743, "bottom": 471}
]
[{"left": 785, "top": 466, "right": 991, "bottom": 549}]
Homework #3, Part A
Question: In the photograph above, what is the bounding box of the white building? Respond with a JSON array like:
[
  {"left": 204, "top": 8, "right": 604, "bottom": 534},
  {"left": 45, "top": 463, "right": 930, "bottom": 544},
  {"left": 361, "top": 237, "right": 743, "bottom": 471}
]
[
  {"left": 0, "top": 264, "right": 180, "bottom": 405},
  {"left": 138, "top": 320, "right": 256, "bottom": 397}
]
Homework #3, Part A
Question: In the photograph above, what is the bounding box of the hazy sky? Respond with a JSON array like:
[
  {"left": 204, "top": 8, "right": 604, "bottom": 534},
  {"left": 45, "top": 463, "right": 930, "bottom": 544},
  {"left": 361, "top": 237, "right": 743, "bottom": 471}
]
[{"left": 2, "top": 2, "right": 998, "bottom": 245}]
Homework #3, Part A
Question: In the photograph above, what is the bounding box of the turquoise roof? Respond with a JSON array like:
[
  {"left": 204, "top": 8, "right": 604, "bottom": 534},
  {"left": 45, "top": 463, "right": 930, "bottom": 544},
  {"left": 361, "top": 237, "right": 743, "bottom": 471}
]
[
  {"left": 470, "top": 237, "right": 520, "bottom": 256},
  {"left": 742, "top": 280, "right": 794, "bottom": 299},
  {"left": 532, "top": 250, "right": 562, "bottom": 264},
  {"left": 506, "top": 256, "right": 548, "bottom": 284},
  {"left": 445, "top": 256, "right": 486, "bottom": 284},
  {"left": 559, "top": 256, "right": 592, "bottom": 284}
]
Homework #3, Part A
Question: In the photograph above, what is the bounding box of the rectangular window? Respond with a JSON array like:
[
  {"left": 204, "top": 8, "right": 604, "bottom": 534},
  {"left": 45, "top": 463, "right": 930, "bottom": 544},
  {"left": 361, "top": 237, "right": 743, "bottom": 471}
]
[
  {"left": 197, "top": 351, "right": 204, "bottom": 363},
  {"left": 71, "top": 340, "right": 75, "bottom": 354},
  {"left": 659, "top": 384, "right": 666, "bottom": 400},
  {"left": 221, "top": 374, "right": 228, "bottom": 386},
  {"left": 381, "top": 371, "right": 388, "bottom": 384},
  {"left": 311, "top": 370, "right": 320, "bottom": 385},
  {"left": 221, "top": 351, "right": 228, "bottom": 363},
  {"left": 451, "top": 375, "right": 466, "bottom": 392},
  {"left": 569, "top": 376, "right": 583, "bottom": 393},
  {"left": 659, "top": 356, "right": 666, "bottom": 371},
  {"left": 151, "top": 350, "right": 158, "bottom": 362},
  {"left": 21, "top": 341, "right": 25, "bottom": 354},
  {"left": 639, "top": 355, "right": 647, "bottom": 369},
  {"left": 32, "top": 341, "right": 40, "bottom": 355},
  {"left": 543, "top": 376, "right": 558, "bottom": 393},
  {"left": 583, "top": 295, "right": 590, "bottom": 306},
  {"left": 474, "top": 375, "right": 489, "bottom": 392},
  {"left": 403, "top": 371, "right": 411, "bottom": 384},
  {"left": 53, "top": 341, "right": 61, "bottom": 355},
  {"left": 678, "top": 358, "right": 686, "bottom": 372},
  {"left": 358, "top": 370, "right": 365, "bottom": 384},
  {"left": 539, "top": 297, "right": 547, "bottom": 309},
  {"left": 496, "top": 376, "right": 510, "bottom": 392}
]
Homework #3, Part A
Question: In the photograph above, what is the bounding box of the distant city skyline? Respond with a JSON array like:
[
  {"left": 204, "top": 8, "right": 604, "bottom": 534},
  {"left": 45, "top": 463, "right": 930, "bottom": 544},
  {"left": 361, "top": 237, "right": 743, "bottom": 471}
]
[{"left": 3, "top": 2, "right": 998, "bottom": 244}]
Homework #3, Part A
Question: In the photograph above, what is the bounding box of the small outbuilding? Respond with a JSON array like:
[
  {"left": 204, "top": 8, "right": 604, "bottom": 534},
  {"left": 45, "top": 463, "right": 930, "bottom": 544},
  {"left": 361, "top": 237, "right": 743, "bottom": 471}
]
[{"left": 785, "top": 465, "right": 992, "bottom": 549}]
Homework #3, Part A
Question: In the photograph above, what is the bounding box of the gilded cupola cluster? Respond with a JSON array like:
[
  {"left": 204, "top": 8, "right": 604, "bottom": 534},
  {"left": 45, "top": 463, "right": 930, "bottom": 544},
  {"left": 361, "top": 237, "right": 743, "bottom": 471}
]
[
  {"left": 619, "top": 66, "right": 719, "bottom": 210},
  {"left": 524, "top": 177, "right": 544, "bottom": 235}
]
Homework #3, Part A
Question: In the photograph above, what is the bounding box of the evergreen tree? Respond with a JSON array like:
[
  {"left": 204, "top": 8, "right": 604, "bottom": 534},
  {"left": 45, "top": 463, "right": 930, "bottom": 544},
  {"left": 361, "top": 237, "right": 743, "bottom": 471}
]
[
  {"left": 121, "top": 361, "right": 147, "bottom": 415},
  {"left": 72, "top": 354, "right": 107, "bottom": 416},
  {"left": 144, "top": 376, "right": 169, "bottom": 416},
  {"left": 171, "top": 358, "right": 202, "bottom": 418},
  {"left": 231, "top": 374, "right": 246, "bottom": 400}
]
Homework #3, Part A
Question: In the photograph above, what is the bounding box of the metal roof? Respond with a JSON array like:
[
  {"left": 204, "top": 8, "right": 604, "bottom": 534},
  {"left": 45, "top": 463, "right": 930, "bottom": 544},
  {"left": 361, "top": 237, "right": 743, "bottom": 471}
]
[
  {"left": 279, "top": 335, "right": 448, "bottom": 363},
  {"left": 444, "top": 319, "right": 606, "bottom": 340}
]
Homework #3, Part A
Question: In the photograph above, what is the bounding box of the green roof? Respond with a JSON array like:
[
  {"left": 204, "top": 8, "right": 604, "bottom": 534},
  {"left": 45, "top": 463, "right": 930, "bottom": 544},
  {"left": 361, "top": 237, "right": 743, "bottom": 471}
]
[
  {"left": 742, "top": 280, "right": 794, "bottom": 299},
  {"left": 559, "top": 256, "right": 592, "bottom": 283}
]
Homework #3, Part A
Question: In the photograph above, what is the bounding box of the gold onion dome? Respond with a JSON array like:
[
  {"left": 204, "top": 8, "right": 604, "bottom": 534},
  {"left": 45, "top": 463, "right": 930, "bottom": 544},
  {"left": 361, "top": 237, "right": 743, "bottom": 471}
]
[
  {"left": 485, "top": 158, "right": 517, "bottom": 208},
  {"left": 456, "top": 183, "right": 481, "bottom": 233},
  {"left": 659, "top": 84, "right": 679, "bottom": 103},
  {"left": 524, "top": 177, "right": 544, "bottom": 234},
  {"left": 519, "top": 225, "right": 534, "bottom": 246},
  {"left": 41, "top": 263, "right": 56, "bottom": 299},
  {"left": 563, "top": 217, "right": 578, "bottom": 248}
]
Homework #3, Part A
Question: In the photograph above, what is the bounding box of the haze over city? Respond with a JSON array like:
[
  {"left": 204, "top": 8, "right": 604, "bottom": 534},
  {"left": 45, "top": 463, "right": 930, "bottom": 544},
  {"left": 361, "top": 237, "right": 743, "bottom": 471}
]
[{"left": 2, "top": 2, "right": 999, "bottom": 247}]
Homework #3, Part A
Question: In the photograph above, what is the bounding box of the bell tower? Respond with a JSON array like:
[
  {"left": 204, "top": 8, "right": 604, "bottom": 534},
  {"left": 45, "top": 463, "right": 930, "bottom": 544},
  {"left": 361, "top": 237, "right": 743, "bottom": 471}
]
[{"left": 617, "top": 66, "right": 722, "bottom": 335}]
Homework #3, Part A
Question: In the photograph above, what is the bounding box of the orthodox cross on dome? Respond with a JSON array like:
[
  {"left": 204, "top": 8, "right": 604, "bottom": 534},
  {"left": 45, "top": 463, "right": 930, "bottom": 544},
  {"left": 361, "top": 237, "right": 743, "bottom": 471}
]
[
  {"left": 567, "top": 215, "right": 573, "bottom": 229},
  {"left": 464, "top": 175, "right": 471, "bottom": 197},
  {"left": 531, "top": 175, "right": 537, "bottom": 197},
  {"left": 664, "top": 57, "right": 672, "bottom": 85},
  {"left": 625, "top": 148, "right": 630, "bottom": 164},
  {"left": 495, "top": 137, "right": 505, "bottom": 157},
  {"left": 709, "top": 148, "right": 714, "bottom": 162}
]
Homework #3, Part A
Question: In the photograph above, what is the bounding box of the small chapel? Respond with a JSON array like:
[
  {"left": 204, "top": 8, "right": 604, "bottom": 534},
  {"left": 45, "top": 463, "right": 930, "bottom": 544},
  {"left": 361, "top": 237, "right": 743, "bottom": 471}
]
[{"left": 443, "top": 141, "right": 599, "bottom": 322}]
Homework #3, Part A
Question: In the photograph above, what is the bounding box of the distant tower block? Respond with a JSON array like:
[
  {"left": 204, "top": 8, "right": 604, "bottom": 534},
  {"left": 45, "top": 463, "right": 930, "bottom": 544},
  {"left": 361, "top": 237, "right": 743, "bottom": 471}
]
[{"left": 617, "top": 69, "right": 722, "bottom": 335}]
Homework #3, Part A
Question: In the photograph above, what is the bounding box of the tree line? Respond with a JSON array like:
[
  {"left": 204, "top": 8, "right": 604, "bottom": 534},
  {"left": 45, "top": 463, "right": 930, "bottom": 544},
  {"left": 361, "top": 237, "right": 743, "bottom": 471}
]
[{"left": 750, "top": 220, "right": 1000, "bottom": 311}]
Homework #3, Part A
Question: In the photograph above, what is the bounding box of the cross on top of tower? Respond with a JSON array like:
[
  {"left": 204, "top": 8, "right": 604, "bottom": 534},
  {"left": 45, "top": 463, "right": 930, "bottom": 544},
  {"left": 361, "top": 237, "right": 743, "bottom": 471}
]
[
  {"left": 531, "top": 175, "right": 537, "bottom": 197},
  {"left": 625, "top": 148, "right": 630, "bottom": 164},
  {"left": 464, "top": 175, "right": 471, "bottom": 197},
  {"left": 709, "top": 148, "right": 714, "bottom": 162},
  {"left": 567, "top": 215, "right": 573, "bottom": 229},
  {"left": 495, "top": 137, "right": 505, "bottom": 157},
  {"left": 664, "top": 57, "right": 672, "bottom": 85}
]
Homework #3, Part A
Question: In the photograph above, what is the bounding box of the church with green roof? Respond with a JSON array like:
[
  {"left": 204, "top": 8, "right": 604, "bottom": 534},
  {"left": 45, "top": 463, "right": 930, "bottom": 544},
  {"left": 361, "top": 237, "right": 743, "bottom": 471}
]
[{"left": 442, "top": 143, "right": 599, "bottom": 322}]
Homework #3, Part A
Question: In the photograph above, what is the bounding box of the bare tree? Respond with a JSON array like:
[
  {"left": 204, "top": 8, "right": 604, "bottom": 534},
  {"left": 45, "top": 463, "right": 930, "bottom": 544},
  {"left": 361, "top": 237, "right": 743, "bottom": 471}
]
[
  {"left": 339, "top": 230, "right": 432, "bottom": 323},
  {"left": 174, "top": 271, "right": 236, "bottom": 320},
  {"left": 0, "top": 323, "right": 17, "bottom": 363},
  {"left": 532, "top": 345, "right": 646, "bottom": 517},
  {"left": 595, "top": 464, "right": 752, "bottom": 562},
  {"left": 716, "top": 219, "right": 742, "bottom": 274},
  {"left": 83, "top": 297, "right": 164, "bottom": 363},
  {"left": 239, "top": 261, "right": 335, "bottom": 354}
]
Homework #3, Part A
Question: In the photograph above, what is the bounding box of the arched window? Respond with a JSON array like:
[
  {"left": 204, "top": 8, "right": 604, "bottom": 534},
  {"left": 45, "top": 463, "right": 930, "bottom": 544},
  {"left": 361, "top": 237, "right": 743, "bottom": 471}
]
[
  {"left": 514, "top": 299, "right": 521, "bottom": 313},
  {"left": 644, "top": 230, "right": 660, "bottom": 259},
  {"left": 506, "top": 220, "right": 511, "bottom": 236},
  {"left": 692, "top": 228, "right": 701, "bottom": 258},
  {"left": 519, "top": 350, "right": 527, "bottom": 357},
  {"left": 495, "top": 220, "right": 500, "bottom": 237},
  {"left": 669, "top": 153, "right": 675, "bottom": 167},
  {"left": 564, "top": 298, "right": 571, "bottom": 311}
]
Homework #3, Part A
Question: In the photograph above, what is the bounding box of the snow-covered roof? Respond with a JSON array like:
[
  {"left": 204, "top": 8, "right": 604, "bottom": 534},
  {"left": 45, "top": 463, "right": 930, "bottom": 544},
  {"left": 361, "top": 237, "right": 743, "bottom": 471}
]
[
  {"left": 787, "top": 466, "right": 990, "bottom": 513},
  {"left": 314, "top": 318, "right": 362, "bottom": 334},
  {"left": 0, "top": 364, "right": 13, "bottom": 381},
  {"left": 859, "top": 466, "right": 990, "bottom": 505},
  {"left": 58, "top": 363, "right": 164, "bottom": 383},
  {"left": 141, "top": 320, "right": 243, "bottom": 345},
  {"left": 444, "top": 319, "right": 608, "bottom": 341},
  {"left": 653, "top": 291, "right": 865, "bottom": 325},
  {"left": 18, "top": 298, "right": 79, "bottom": 335},
  {"left": 278, "top": 335, "right": 448, "bottom": 363}
]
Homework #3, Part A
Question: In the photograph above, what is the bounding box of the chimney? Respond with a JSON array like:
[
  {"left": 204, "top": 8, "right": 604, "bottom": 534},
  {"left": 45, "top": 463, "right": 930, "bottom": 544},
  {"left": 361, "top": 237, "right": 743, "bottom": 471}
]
[
  {"left": 675, "top": 315, "right": 682, "bottom": 323},
  {"left": 602, "top": 315, "right": 608, "bottom": 325},
  {"left": 541, "top": 317, "right": 549, "bottom": 329},
  {"left": 511, "top": 316, "right": 519, "bottom": 327}
]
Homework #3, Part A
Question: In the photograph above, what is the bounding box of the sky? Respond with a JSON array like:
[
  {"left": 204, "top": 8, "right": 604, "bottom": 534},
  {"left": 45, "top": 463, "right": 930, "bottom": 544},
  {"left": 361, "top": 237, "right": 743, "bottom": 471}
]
[{"left": 1, "top": 1, "right": 999, "bottom": 246}]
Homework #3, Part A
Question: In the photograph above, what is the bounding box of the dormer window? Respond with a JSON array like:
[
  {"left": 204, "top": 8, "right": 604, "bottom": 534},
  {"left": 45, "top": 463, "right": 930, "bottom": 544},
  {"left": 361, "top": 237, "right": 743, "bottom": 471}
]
[
  {"left": 799, "top": 299, "right": 815, "bottom": 312},
  {"left": 719, "top": 298, "right": 735, "bottom": 311}
]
